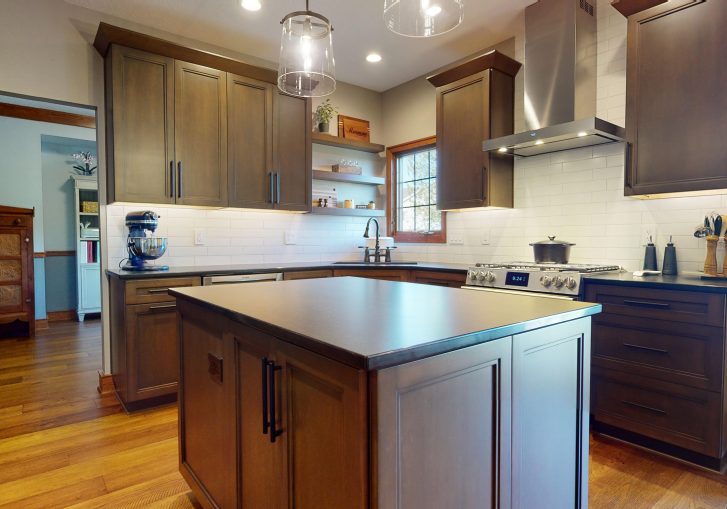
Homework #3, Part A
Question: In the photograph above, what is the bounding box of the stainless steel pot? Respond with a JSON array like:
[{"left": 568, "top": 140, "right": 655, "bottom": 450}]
[{"left": 530, "top": 236, "right": 575, "bottom": 264}]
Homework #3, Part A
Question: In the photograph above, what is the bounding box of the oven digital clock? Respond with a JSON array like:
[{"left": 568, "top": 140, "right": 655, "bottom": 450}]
[{"left": 505, "top": 272, "right": 530, "bottom": 287}]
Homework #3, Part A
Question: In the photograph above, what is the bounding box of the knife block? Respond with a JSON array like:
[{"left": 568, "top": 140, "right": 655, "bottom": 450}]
[{"left": 704, "top": 236, "right": 719, "bottom": 276}]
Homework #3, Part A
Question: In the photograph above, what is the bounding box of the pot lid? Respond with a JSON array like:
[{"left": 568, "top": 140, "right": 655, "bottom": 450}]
[{"left": 529, "top": 236, "right": 575, "bottom": 246}]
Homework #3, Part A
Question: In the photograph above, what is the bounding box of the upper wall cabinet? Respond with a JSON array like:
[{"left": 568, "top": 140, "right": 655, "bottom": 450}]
[
  {"left": 427, "top": 51, "right": 521, "bottom": 211},
  {"left": 96, "top": 24, "right": 310, "bottom": 211},
  {"left": 624, "top": 0, "right": 727, "bottom": 196}
]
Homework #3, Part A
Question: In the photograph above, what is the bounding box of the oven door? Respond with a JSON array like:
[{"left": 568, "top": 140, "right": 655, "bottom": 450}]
[{"left": 461, "top": 285, "right": 578, "bottom": 301}]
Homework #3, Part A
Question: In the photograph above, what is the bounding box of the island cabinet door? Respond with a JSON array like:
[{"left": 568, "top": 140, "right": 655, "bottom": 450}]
[
  {"left": 511, "top": 317, "right": 591, "bottom": 509},
  {"left": 273, "top": 340, "right": 369, "bottom": 509},
  {"left": 374, "top": 337, "right": 513, "bottom": 509},
  {"left": 178, "top": 304, "right": 237, "bottom": 509}
]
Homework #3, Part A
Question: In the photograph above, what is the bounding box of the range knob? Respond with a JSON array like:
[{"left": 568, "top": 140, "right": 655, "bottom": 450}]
[
  {"left": 484, "top": 271, "right": 496, "bottom": 283},
  {"left": 553, "top": 276, "right": 565, "bottom": 288},
  {"left": 477, "top": 271, "right": 487, "bottom": 281},
  {"left": 564, "top": 277, "right": 578, "bottom": 290},
  {"left": 467, "top": 270, "right": 478, "bottom": 281},
  {"left": 540, "top": 275, "right": 553, "bottom": 288}
]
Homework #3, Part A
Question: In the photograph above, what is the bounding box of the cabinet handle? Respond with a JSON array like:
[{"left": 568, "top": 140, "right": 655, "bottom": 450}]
[
  {"left": 177, "top": 161, "right": 183, "bottom": 199},
  {"left": 621, "top": 400, "right": 666, "bottom": 415},
  {"left": 13, "top": 218, "right": 21, "bottom": 226},
  {"left": 146, "top": 288, "right": 170, "bottom": 294},
  {"left": 262, "top": 357, "right": 270, "bottom": 435},
  {"left": 269, "top": 172, "right": 275, "bottom": 204},
  {"left": 623, "top": 342, "right": 669, "bottom": 355},
  {"left": 208, "top": 353, "right": 223, "bottom": 384},
  {"left": 275, "top": 173, "right": 281, "bottom": 204},
  {"left": 148, "top": 304, "right": 176, "bottom": 311},
  {"left": 268, "top": 360, "right": 283, "bottom": 443},
  {"left": 170, "top": 161, "right": 175, "bottom": 198},
  {"left": 623, "top": 299, "right": 671, "bottom": 310},
  {"left": 482, "top": 166, "right": 488, "bottom": 200},
  {"left": 624, "top": 142, "right": 633, "bottom": 189}
]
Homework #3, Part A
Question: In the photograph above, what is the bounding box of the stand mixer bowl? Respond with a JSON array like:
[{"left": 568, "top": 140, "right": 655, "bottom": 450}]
[{"left": 128, "top": 237, "right": 168, "bottom": 260}]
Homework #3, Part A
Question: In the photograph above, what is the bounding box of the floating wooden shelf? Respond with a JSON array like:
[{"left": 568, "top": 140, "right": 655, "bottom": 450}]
[
  {"left": 312, "top": 170, "right": 385, "bottom": 186},
  {"left": 310, "top": 207, "right": 385, "bottom": 217},
  {"left": 312, "top": 132, "right": 385, "bottom": 153}
]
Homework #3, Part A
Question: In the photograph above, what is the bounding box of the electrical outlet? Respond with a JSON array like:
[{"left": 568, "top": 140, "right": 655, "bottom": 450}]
[
  {"left": 194, "top": 229, "right": 206, "bottom": 246},
  {"left": 641, "top": 225, "right": 656, "bottom": 246},
  {"left": 481, "top": 230, "right": 491, "bottom": 245},
  {"left": 284, "top": 231, "right": 297, "bottom": 245},
  {"left": 449, "top": 235, "right": 464, "bottom": 245}
]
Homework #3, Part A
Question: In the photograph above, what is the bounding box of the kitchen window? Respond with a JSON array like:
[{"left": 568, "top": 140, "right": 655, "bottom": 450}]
[{"left": 386, "top": 136, "right": 446, "bottom": 243}]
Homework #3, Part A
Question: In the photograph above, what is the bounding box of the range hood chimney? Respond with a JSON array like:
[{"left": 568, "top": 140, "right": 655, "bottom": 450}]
[{"left": 483, "top": 0, "right": 625, "bottom": 157}]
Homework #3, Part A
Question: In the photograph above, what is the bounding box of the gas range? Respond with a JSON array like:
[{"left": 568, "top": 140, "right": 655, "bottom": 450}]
[{"left": 464, "top": 262, "right": 622, "bottom": 298}]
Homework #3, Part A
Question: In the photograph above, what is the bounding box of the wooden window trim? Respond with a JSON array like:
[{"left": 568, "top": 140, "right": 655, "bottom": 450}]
[{"left": 386, "top": 136, "right": 446, "bottom": 243}]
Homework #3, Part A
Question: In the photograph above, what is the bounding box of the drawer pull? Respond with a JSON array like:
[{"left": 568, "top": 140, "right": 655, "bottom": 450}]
[
  {"left": 623, "top": 343, "right": 669, "bottom": 355},
  {"left": 623, "top": 299, "right": 671, "bottom": 310},
  {"left": 145, "top": 288, "right": 171, "bottom": 294},
  {"left": 148, "top": 304, "right": 176, "bottom": 311},
  {"left": 622, "top": 400, "right": 666, "bottom": 415}
]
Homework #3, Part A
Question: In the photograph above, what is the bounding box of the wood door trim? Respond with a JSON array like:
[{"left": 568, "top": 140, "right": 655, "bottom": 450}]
[
  {"left": 94, "top": 22, "right": 278, "bottom": 85},
  {"left": 97, "top": 370, "right": 115, "bottom": 395},
  {"left": 0, "top": 102, "right": 95, "bottom": 129},
  {"left": 47, "top": 310, "right": 78, "bottom": 322},
  {"left": 45, "top": 250, "right": 76, "bottom": 258}
]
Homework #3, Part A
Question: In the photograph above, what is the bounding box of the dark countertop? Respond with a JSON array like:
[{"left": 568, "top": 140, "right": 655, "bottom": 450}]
[
  {"left": 584, "top": 271, "right": 727, "bottom": 294},
  {"left": 170, "top": 277, "right": 601, "bottom": 371},
  {"left": 106, "top": 261, "right": 470, "bottom": 279}
]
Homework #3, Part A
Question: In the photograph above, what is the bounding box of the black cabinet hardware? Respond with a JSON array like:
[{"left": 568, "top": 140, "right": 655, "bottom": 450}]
[
  {"left": 623, "top": 299, "right": 671, "bottom": 310},
  {"left": 262, "top": 357, "right": 270, "bottom": 435},
  {"left": 268, "top": 360, "right": 283, "bottom": 443},
  {"left": 622, "top": 400, "right": 666, "bottom": 415},
  {"left": 623, "top": 342, "right": 669, "bottom": 355}
]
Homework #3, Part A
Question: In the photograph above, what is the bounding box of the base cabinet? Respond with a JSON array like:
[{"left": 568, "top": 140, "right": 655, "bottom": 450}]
[{"left": 177, "top": 297, "right": 591, "bottom": 509}]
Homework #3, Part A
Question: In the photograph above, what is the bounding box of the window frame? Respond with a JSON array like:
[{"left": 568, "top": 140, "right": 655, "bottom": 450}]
[{"left": 386, "top": 136, "right": 446, "bottom": 244}]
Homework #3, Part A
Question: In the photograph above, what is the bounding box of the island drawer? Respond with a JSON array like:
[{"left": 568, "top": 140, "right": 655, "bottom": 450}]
[
  {"left": 591, "top": 369, "right": 721, "bottom": 456},
  {"left": 125, "top": 276, "right": 201, "bottom": 304},
  {"left": 585, "top": 284, "right": 725, "bottom": 327},
  {"left": 592, "top": 321, "right": 723, "bottom": 391}
]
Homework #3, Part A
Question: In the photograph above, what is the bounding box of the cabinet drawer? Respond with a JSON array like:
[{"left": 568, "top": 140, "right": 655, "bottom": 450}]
[
  {"left": 125, "top": 276, "right": 201, "bottom": 304},
  {"left": 585, "top": 284, "right": 725, "bottom": 327},
  {"left": 592, "top": 321, "right": 724, "bottom": 391},
  {"left": 283, "top": 269, "right": 332, "bottom": 280},
  {"left": 0, "top": 215, "right": 31, "bottom": 228},
  {"left": 410, "top": 270, "right": 466, "bottom": 288},
  {"left": 591, "top": 370, "right": 721, "bottom": 456}
]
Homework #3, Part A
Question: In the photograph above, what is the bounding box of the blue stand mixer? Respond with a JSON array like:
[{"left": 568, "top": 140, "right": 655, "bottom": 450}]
[{"left": 122, "top": 211, "right": 169, "bottom": 271}]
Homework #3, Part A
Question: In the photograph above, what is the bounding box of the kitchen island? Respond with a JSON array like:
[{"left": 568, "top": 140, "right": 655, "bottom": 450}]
[{"left": 170, "top": 277, "right": 601, "bottom": 509}]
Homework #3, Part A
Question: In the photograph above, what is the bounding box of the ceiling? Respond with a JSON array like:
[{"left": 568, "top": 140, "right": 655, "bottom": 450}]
[{"left": 63, "top": 0, "right": 531, "bottom": 92}]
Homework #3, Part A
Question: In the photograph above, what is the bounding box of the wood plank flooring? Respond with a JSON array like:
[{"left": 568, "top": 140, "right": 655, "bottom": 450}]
[{"left": 1, "top": 320, "right": 727, "bottom": 507}]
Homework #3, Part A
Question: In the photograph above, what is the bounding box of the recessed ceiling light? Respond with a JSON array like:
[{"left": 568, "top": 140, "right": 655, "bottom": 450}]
[
  {"left": 366, "top": 53, "right": 382, "bottom": 63},
  {"left": 241, "top": 0, "right": 261, "bottom": 11},
  {"left": 498, "top": 147, "right": 508, "bottom": 153},
  {"left": 425, "top": 5, "right": 442, "bottom": 16},
  {"left": 577, "top": 131, "right": 588, "bottom": 137}
]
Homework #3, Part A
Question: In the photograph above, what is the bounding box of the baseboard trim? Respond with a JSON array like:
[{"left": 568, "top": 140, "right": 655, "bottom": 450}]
[
  {"left": 47, "top": 310, "right": 78, "bottom": 322},
  {"left": 97, "top": 370, "right": 115, "bottom": 395},
  {"left": 36, "top": 319, "right": 49, "bottom": 330}
]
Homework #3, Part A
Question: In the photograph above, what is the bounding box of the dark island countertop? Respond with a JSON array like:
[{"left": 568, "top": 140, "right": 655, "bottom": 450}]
[
  {"left": 106, "top": 261, "right": 470, "bottom": 279},
  {"left": 584, "top": 271, "right": 727, "bottom": 294},
  {"left": 170, "top": 277, "right": 601, "bottom": 370}
]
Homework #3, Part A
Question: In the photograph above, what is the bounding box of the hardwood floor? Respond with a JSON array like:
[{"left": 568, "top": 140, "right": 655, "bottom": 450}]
[
  {"left": 0, "top": 320, "right": 198, "bottom": 508},
  {"left": 1, "top": 320, "right": 726, "bottom": 508}
]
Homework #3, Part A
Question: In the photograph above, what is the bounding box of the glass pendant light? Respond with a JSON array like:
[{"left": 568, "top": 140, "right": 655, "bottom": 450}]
[
  {"left": 278, "top": 0, "right": 336, "bottom": 97},
  {"left": 383, "top": 0, "right": 464, "bottom": 37}
]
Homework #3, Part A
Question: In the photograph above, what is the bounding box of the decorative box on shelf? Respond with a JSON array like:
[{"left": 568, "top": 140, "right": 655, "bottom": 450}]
[
  {"left": 81, "top": 201, "right": 99, "bottom": 213},
  {"left": 332, "top": 160, "right": 362, "bottom": 175}
]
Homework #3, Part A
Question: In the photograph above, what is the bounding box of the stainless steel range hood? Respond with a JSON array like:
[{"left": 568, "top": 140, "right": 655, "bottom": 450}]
[{"left": 483, "top": 0, "right": 625, "bottom": 157}]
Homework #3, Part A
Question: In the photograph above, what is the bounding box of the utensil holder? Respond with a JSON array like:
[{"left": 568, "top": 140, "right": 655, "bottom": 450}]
[{"left": 704, "top": 236, "right": 719, "bottom": 276}]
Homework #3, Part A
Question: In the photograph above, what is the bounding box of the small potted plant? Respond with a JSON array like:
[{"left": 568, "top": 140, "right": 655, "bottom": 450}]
[
  {"left": 314, "top": 99, "right": 337, "bottom": 134},
  {"left": 71, "top": 151, "right": 97, "bottom": 176}
]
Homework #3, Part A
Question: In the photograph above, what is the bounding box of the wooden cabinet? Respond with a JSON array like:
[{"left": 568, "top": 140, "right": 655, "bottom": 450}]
[
  {"left": 0, "top": 206, "right": 34, "bottom": 338},
  {"left": 410, "top": 270, "right": 466, "bottom": 287},
  {"left": 585, "top": 282, "right": 727, "bottom": 468},
  {"left": 427, "top": 51, "right": 521, "bottom": 210},
  {"left": 283, "top": 269, "right": 332, "bottom": 280},
  {"left": 174, "top": 61, "right": 228, "bottom": 207},
  {"left": 333, "top": 269, "right": 410, "bottom": 281},
  {"left": 109, "top": 275, "right": 201, "bottom": 410},
  {"left": 274, "top": 91, "right": 311, "bottom": 211},
  {"left": 624, "top": 0, "right": 727, "bottom": 196},
  {"left": 106, "top": 46, "right": 174, "bottom": 204}
]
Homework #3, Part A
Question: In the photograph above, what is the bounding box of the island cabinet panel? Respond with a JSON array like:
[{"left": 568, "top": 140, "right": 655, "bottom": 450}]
[
  {"left": 624, "top": 0, "right": 727, "bottom": 196},
  {"left": 512, "top": 318, "right": 591, "bottom": 509},
  {"left": 107, "top": 45, "right": 175, "bottom": 204},
  {"left": 178, "top": 306, "right": 237, "bottom": 509},
  {"left": 282, "top": 269, "right": 333, "bottom": 281},
  {"left": 174, "top": 60, "right": 228, "bottom": 207},
  {"left": 374, "top": 336, "right": 512, "bottom": 509},
  {"left": 227, "top": 73, "right": 274, "bottom": 209},
  {"left": 409, "top": 270, "right": 466, "bottom": 288}
]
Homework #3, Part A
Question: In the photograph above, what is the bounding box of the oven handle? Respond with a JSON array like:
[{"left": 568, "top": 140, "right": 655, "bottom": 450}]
[{"left": 461, "top": 285, "right": 578, "bottom": 301}]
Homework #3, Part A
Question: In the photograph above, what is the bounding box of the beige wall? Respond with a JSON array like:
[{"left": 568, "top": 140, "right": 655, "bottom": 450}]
[{"left": 312, "top": 82, "right": 384, "bottom": 145}]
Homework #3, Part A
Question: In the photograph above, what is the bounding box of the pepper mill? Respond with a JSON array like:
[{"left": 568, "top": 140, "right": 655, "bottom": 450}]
[
  {"left": 662, "top": 236, "right": 678, "bottom": 275},
  {"left": 704, "top": 235, "right": 719, "bottom": 276},
  {"left": 643, "top": 236, "right": 657, "bottom": 270}
]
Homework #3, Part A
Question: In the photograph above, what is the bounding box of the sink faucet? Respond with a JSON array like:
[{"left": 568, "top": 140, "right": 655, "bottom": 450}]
[{"left": 363, "top": 218, "right": 381, "bottom": 263}]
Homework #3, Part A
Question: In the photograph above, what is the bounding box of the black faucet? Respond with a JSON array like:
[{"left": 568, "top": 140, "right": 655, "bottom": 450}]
[{"left": 363, "top": 218, "right": 381, "bottom": 263}]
